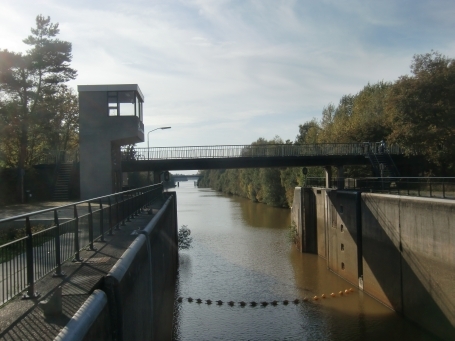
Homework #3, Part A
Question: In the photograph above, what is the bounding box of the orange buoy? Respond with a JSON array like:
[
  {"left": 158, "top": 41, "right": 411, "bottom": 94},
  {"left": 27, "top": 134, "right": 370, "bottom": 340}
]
[
  {"left": 339, "top": 291, "right": 343, "bottom": 295},
  {"left": 330, "top": 293, "right": 336, "bottom": 297},
  {"left": 313, "top": 296, "right": 319, "bottom": 300},
  {"left": 321, "top": 294, "right": 326, "bottom": 298},
  {"left": 344, "top": 289, "right": 349, "bottom": 294}
]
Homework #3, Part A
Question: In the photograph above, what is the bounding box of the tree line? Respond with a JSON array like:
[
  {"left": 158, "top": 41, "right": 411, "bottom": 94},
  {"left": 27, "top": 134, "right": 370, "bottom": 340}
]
[
  {"left": 198, "top": 51, "right": 455, "bottom": 207},
  {"left": 0, "top": 15, "right": 78, "bottom": 203}
]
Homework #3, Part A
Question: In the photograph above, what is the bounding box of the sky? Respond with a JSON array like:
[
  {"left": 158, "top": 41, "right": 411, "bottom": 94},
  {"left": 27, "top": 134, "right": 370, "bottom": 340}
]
[{"left": 1, "top": 0, "right": 454, "bottom": 150}]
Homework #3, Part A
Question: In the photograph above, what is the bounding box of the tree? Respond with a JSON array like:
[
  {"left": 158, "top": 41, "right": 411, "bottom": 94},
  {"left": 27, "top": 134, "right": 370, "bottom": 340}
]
[
  {"left": 0, "top": 15, "right": 77, "bottom": 201},
  {"left": 296, "top": 119, "right": 320, "bottom": 144},
  {"left": 347, "top": 82, "right": 391, "bottom": 142},
  {"left": 386, "top": 51, "right": 455, "bottom": 174}
]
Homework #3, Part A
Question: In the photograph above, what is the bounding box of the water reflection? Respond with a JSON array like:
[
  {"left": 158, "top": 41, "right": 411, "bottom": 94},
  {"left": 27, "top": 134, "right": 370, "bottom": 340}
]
[{"left": 172, "top": 182, "right": 438, "bottom": 340}]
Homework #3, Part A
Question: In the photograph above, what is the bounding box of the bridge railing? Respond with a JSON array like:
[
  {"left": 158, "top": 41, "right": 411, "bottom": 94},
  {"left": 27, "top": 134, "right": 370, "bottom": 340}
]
[
  {"left": 0, "top": 184, "right": 163, "bottom": 306},
  {"left": 124, "top": 143, "right": 405, "bottom": 161},
  {"left": 35, "top": 150, "right": 79, "bottom": 165}
]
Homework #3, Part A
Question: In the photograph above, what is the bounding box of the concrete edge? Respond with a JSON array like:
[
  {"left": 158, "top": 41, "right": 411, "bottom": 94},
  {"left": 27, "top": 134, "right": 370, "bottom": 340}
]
[
  {"left": 54, "top": 290, "right": 107, "bottom": 341},
  {"left": 107, "top": 234, "right": 146, "bottom": 282}
]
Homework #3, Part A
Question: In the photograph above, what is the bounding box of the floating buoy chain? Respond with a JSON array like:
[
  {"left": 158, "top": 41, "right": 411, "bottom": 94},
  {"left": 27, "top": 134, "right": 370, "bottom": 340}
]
[{"left": 176, "top": 288, "right": 354, "bottom": 306}]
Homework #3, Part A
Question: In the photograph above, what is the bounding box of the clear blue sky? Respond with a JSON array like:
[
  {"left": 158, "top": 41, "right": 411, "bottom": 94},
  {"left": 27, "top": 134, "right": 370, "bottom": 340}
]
[{"left": 1, "top": 0, "right": 454, "bottom": 149}]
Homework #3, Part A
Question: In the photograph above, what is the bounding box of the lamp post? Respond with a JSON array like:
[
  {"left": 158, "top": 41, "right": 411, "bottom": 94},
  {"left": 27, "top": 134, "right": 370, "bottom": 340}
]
[
  {"left": 147, "top": 127, "right": 171, "bottom": 160},
  {"left": 146, "top": 127, "right": 171, "bottom": 184}
]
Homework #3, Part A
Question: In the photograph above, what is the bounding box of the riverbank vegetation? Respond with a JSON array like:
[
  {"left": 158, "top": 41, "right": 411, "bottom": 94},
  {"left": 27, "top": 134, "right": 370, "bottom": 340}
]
[{"left": 199, "top": 51, "right": 455, "bottom": 207}]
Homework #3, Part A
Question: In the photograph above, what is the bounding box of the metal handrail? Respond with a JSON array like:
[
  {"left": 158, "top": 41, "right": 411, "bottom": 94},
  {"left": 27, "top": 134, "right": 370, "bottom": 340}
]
[
  {"left": 35, "top": 150, "right": 79, "bottom": 165},
  {"left": 123, "top": 143, "right": 405, "bottom": 161},
  {"left": 0, "top": 184, "right": 160, "bottom": 224},
  {"left": 306, "top": 177, "right": 455, "bottom": 199},
  {"left": 0, "top": 183, "right": 164, "bottom": 305}
]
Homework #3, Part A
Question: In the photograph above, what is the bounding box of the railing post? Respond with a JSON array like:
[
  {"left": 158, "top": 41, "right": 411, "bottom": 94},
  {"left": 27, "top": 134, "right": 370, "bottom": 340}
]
[
  {"left": 133, "top": 191, "right": 138, "bottom": 217},
  {"left": 53, "top": 210, "right": 65, "bottom": 277},
  {"left": 148, "top": 187, "right": 153, "bottom": 215},
  {"left": 73, "top": 205, "right": 82, "bottom": 262},
  {"left": 122, "top": 194, "right": 127, "bottom": 225},
  {"left": 126, "top": 193, "right": 131, "bottom": 222},
  {"left": 88, "top": 202, "right": 96, "bottom": 251},
  {"left": 23, "top": 217, "right": 40, "bottom": 299},
  {"left": 99, "top": 199, "right": 105, "bottom": 242},
  {"left": 137, "top": 190, "right": 142, "bottom": 214},
  {"left": 116, "top": 195, "right": 122, "bottom": 229},
  {"left": 442, "top": 179, "right": 446, "bottom": 199},
  {"left": 429, "top": 180, "right": 432, "bottom": 197},
  {"left": 132, "top": 191, "right": 136, "bottom": 217},
  {"left": 108, "top": 197, "right": 113, "bottom": 235},
  {"left": 139, "top": 190, "right": 144, "bottom": 213}
]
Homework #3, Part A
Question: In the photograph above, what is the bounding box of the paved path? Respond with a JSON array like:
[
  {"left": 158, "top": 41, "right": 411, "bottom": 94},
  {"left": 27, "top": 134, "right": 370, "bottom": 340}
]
[
  {"left": 0, "top": 202, "right": 76, "bottom": 220},
  {"left": 0, "top": 201, "right": 162, "bottom": 340}
]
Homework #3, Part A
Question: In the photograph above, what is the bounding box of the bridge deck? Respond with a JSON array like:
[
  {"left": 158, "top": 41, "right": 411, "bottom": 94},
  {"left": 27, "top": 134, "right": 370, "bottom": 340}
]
[{"left": 122, "top": 143, "right": 404, "bottom": 171}]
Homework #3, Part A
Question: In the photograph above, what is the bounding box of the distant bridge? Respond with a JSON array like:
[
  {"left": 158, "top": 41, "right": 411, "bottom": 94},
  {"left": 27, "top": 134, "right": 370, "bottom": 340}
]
[
  {"left": 172, "top": 174, "right": 202, "bottom": 181},
  {"left": 121, "top": 143, "right": 405, "bottom": 176}
]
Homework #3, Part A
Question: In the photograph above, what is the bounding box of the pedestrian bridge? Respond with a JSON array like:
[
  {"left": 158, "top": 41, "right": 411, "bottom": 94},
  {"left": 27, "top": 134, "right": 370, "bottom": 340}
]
[{"left": 121, "top": 142, "right": 404, "bottom": 174}]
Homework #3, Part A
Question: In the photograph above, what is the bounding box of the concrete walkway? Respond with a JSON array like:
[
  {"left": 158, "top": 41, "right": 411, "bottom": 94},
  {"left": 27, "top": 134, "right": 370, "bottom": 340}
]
[
  {"left": 0, "top": 202, "right": 76, "bottom": 220},
  {"left": 0, "top": 202, "right": 161, "bottom": 340}
]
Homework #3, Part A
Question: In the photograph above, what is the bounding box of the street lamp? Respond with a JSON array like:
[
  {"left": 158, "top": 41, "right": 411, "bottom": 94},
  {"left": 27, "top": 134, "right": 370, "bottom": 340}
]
[
  {"left": 147, "top": 127, "right": 171, "bottom": 159},
  {"left": 146, "top": 127, "right": 171, "bottom": 184}
]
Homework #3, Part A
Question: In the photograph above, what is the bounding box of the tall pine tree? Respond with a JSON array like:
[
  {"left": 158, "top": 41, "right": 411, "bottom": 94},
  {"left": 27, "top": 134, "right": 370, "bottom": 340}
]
[{"left": 0, "top": 15, "right": 77, "bottom": 201}]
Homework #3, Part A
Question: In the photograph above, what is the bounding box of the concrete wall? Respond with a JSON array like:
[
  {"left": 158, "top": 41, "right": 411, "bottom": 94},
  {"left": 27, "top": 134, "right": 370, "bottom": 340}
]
[
  {"left": 104, "top": 194, "right": 178, "bottom": 341},
  {"left": 314, "top": 188, "right": 327, "bottom": 259},
  {"left": 291, "top": 187, "right": 317, "bottom": 253},
  {"left": 55, "top": 194, "right": 178, "bottom": 341},
  {"left": 362, "top": 194, "right": 402, "bottom": 310},
  {"left": 327, "top": 191, "right": 361, "bottom": 287},
  {"left": 362, "top": 194, "right": 455, "bottom": 341},
  {"left": 293, "top": 188, "right": 455, "bottom": 340}
]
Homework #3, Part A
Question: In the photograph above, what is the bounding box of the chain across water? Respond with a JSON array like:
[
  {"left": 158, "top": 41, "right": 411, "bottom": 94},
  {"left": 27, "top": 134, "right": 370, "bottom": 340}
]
[{"left": 176, "top": 288, "right": 355, "bottom": 307}]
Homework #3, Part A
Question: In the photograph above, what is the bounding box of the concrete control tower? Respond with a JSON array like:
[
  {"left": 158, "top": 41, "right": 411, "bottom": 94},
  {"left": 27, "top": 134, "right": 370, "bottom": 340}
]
[{"left": 78, "top": 84, "right": 144, "bottom": 199}]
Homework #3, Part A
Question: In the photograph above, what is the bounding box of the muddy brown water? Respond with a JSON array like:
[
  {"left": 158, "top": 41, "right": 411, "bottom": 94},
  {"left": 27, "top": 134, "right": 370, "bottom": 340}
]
[{"left": 172, "top": 182, "right": 438, "bottom": 341}]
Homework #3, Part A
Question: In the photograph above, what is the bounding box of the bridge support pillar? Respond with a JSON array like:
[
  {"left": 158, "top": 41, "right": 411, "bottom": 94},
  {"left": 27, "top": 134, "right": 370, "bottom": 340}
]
[
  {"left": 153, "top": 171, "right": 161, "bottom": 184},
  {"left": 337, "top": 165, "right": 344, "bottom": 189},
  {"left": 324, "top": 166, "right": 332, "bottom": 188}
]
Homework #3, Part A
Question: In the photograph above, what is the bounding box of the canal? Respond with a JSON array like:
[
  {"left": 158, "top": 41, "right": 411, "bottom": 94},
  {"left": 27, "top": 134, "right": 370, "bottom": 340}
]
[{"left": 171, "top": 182, "right": 438, "bottom": 340}]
